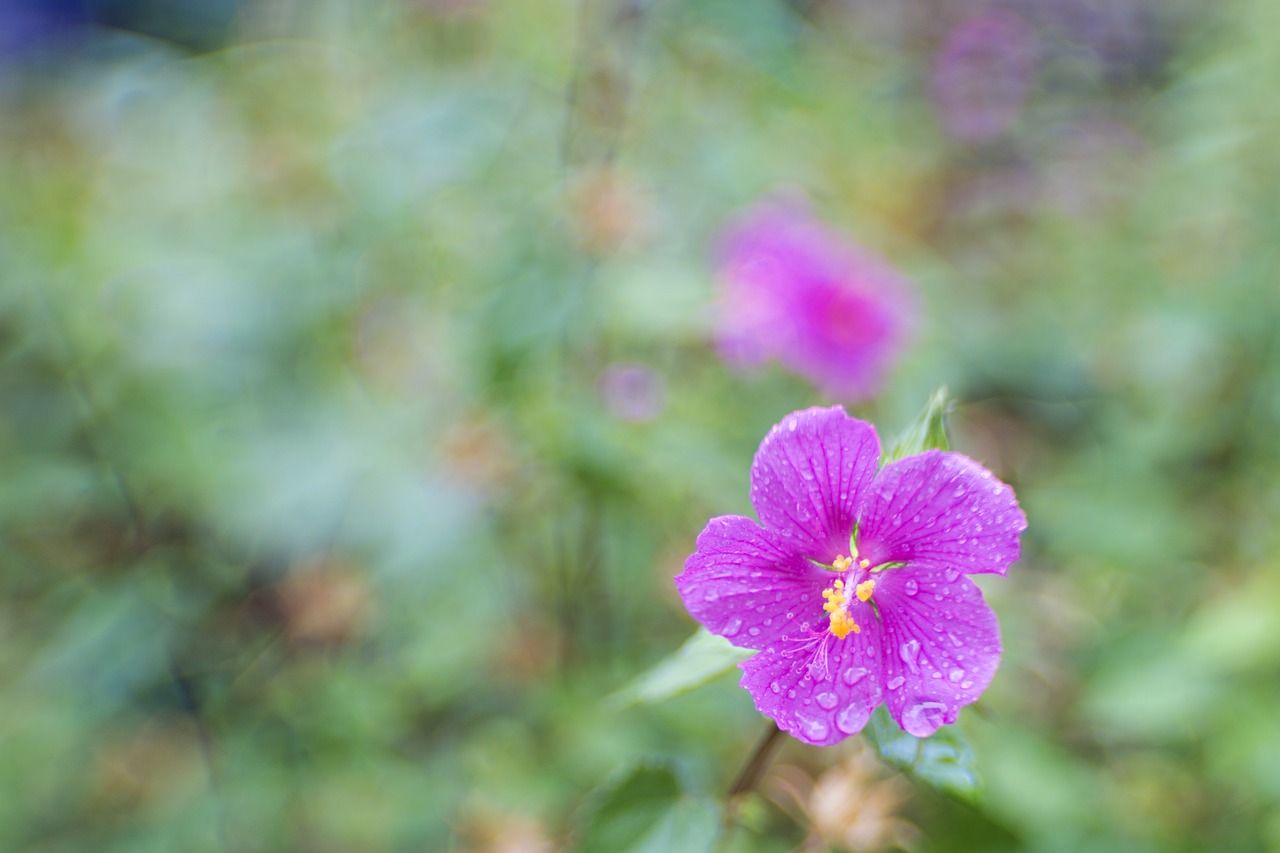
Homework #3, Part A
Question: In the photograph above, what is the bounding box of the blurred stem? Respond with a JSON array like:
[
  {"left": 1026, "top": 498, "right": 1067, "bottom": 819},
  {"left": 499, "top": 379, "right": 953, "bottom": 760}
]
[
  {"left": 728, "top": 722, "right": 785, "bottom": 798},
  {"left": 717, "top": 723, "right": 785, "bottom": 851}
]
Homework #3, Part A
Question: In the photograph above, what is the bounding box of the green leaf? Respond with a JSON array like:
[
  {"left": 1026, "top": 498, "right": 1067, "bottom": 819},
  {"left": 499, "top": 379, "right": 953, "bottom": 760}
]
[
  {"left": 575, "top": 764, "right": 719, "bottom": 853},
  {"left": 863, "top": 706, "right": 982, "bottom": 801},
  {"left": 608, "top": 628, "right": 754, "bottom": 708},
  {"left": 883, "top": 387, "right": 952, "bottom": 464}
]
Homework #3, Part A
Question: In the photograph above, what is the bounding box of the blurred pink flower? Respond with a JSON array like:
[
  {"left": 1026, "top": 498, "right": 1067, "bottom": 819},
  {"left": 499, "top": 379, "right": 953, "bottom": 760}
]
[
  {"left": 715, "top": 197, "right": 916, "bottom": 402},
  {"left": 932, "top": 12, "right": 1039, "bottom": 143}
]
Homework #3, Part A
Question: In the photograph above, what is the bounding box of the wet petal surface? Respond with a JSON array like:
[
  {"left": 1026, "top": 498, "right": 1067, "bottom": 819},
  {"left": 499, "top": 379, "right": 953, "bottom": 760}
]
[
  {"left": 676, "top": 515, "right": 829, "bottom": 651},
  {"left": 873, "top": 567, "right": 1001, "bottom": 737},
  {"left": 738, "top": 615, "right": 883, "bottom": 745},
  {"left": 857, "top": 450, "right": 1026, "bottom": 576},
  {"left": 750, "top": 406, "right": 880, "bottom": 563}
]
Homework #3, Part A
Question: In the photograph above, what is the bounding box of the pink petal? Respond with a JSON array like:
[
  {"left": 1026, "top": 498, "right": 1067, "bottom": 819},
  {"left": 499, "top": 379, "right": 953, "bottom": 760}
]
[
  {"left": 749, "top": 407, "right": 881, "bottom": 564},
  {"left": 857, "top": 450, "right": 1026, "bottom": 576},
  {"left": 675, "top": 515, "right": 831, "bottom": 651},
  {"left": 873, "top": 567, "right": 1001, "bottom": 737},
  {"left": 738, "top": 616, "right": 884, "bottom": 746}
]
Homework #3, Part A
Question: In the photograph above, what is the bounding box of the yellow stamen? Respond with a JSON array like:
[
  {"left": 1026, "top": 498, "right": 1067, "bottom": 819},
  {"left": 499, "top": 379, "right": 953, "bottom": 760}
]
[
  {"left": 855, "top": 579, "right": 876, "bottom": 602},
  {"left": 821, "top": 579, "right": 860, "bottom": 638},
  {"left": 832, "top": 555, "right": 853, "bottom": 572},
  {"left": 829, "top": 610, "right": 860, "bottom": 638},
  {"left": 859, "top": 558, "right": 870, "bottom": 569}
]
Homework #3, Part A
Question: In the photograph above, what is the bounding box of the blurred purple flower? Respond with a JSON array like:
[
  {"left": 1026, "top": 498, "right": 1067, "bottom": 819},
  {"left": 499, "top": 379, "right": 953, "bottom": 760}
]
[
  {"left": 598, "top": 362, "right": 665, "bottom": 422},
  {"left": 715, "top": 197, "right": 916, "bottom": 402},
  {"left": 932, "top": 12, "right": 1039, "bottom": 142},
  {"left": 675, "top": 407, "right": 1026, "bottom": 744}
]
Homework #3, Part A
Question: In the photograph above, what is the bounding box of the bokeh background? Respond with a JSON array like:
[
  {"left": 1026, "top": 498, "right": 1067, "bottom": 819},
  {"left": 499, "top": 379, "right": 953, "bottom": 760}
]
[{"left": 3, "top": 0, "right": 1280, "bottom": 850}]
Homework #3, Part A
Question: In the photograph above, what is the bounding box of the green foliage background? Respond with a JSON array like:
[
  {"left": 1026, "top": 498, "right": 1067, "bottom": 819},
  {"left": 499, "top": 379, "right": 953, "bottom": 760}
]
[{"left": 2, "top": 0, "right": 1279, "bottom": 850}]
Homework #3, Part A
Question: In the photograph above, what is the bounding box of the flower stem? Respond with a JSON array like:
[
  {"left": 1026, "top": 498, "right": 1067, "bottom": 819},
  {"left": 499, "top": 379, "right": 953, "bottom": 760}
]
[
  {"left": 727, "top": 722, "right": 785, "bottom": 798},
  {"left": 716, "top": 722, "right": 785, "bottom": 852}
]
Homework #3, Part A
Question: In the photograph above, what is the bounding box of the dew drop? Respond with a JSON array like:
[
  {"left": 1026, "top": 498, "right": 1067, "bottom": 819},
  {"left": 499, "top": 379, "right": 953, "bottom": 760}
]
[
  {"left": 788, "top": 419, "right": 797, "bottom": 432},
  {"left": 770, "top": 681, "right": 781, "bottom": 694},
  {"left": 899, "top": 639, "right": 921, "bottom": 674},
  {"left": 795, "top": 712, "right": 828, "bottom": 742},
  {"left": 944, "top": 569, "right": 959, "bottom": 582},
  {"left": 816, "top": 691, "right": 838, "bottom": 710},
  {"left": 723, "top": 617, "right": 742, "bottom": 637},
  {"left": 836, "top": 704, "right": 867, "bottom": 734},
  {"left": 841, "top": 666, "right": 868, "bottom": 686},
  {"left": 949, "top": 669, "right": 965, "bottom": 683},
  {"left": 788, "top": 689, "right": 796, "bottom": 699},
  {"left": 704, "top": 590, "right": 719, "bottom": 602},
  {"left": 887, "top": 676, "right": 906, "bottom": 691},
  {"left": 748, "top": 626, "right": 761, "bottom": 637},
  {"left": 901, "top": 702, "right": 948, "bottom": 737},
  {"left": 904, "top": 579, "right": 918, "bottom": 596}
]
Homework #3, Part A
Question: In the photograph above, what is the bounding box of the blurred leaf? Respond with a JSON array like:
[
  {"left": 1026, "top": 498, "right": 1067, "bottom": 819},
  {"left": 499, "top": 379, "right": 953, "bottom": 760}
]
[
  {"left": 576, "top": 763, "right": 718, "bottom": 853},
  {"left": 863, "top": 706, "right": 982, "bottom": 801},
  {"left": 609, "top": 628, "right": 754, "bottom": 708},
  {"left": 883, "top": 387, "right": 951, "bottom": 463}
]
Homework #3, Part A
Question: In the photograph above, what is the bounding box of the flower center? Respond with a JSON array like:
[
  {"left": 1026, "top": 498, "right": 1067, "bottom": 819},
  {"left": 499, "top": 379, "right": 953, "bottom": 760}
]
[{"left": 821, "top": 554, "right": 875, "bottom": 639}]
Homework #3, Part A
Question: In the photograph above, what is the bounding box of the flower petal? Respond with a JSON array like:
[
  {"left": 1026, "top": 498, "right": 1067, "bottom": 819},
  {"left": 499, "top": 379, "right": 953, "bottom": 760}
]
[
  {"left": 675, "top": 515, "right": 831, "bottom": 651},
  {"left": 873, "top": 567, "right": 1001, "bottom": 737},
  {"left": 750, "top": 407, "right": 881, "bottom": 563},
  {"left": 738, "top": 619, "right": 884, "bottom": 746},
  {"left": 857, "top": 450, "right": 1026, "bottom": 576}
]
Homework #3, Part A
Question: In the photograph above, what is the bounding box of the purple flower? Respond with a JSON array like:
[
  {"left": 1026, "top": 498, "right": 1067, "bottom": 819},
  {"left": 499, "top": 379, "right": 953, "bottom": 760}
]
[
  {"left": 714, "top": 197, "right": 916, "bottom": 402},
  {"left": 675, "top": 407, "right": 1026, "bottom": 744},
  {"left": 932, "top": 12, "right": 1039, "bottom": 143}
]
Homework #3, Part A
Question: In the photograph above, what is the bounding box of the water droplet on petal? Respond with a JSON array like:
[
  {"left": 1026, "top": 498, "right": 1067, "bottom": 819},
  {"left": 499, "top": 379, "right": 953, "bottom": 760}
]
[
  {"left": 787, "top": 689, "right": 796, "bottom": 699},
  {"left": 794, "top": 712, "right": 828, "bottom": 742},
  {"left": 961, "top": 680, "right": 973, "bottom": 690},
  {"left": 888, "top": 676, "right": 906, "bottom": 691},
  {"left": 904, "top": 580, "right": 918, "bottom": 596},
  {"left": 899, "top": 640, "right": 921, "bottom": 674},
  {"left": 901, "top": 701, "right": 948, "bottom": 737},
  {"left": 816, "top": 691, "right": 838, "bottom": 710},
  {"left": 770, "top": 681, "right": 781, "bottom": 694},
  {"left": 944, "top": 569, "right": 959, "bottom": 582},
  {"left": 836, "top": 703, "right": 868, "bottom": 734},
  {"left": 949, "top": 669, "right": 965, "bottom": 683},
  {"left": 842, "top": 666, "right": 868, "bottom": 686},
  {"left": 704, "top": 590, "right": 719, "bottom": 602},
  {"left": 748, "top": 626, "right": 760, "bottom": 637},
  {"left": 723, "top": 617, "right": 742, "bottom": 637}
]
